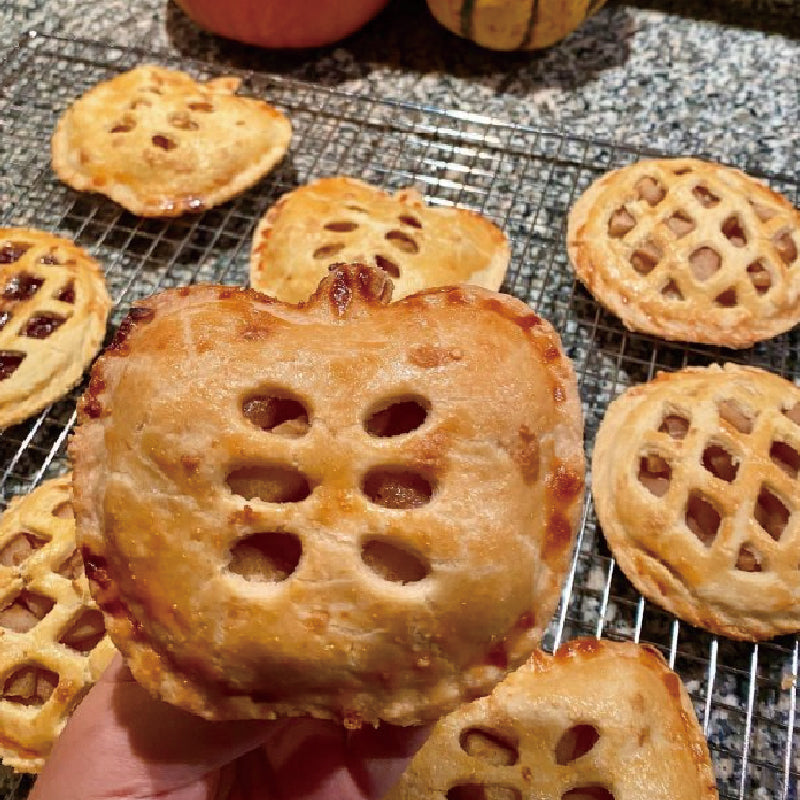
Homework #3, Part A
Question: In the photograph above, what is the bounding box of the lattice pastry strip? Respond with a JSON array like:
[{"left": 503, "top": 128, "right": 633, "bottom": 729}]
[
  {"left": 52, "top": 65, "right": 292, "bottom": 217},
  {"left": 641, "top": 401, "right": 800, "bottom": 558},
  {"left": 0, "top": 228, "right": 111, "bottom": 429},
  {"left": 567, "top": 157, "right": 800, "bottom": 347},
  {"left": 249, "top": 176, "right": 510, "bottom": 303},
  {"left": 0, "top": 476, "right": 115, "bottom": 773},
  {"left": 387, "top": 638, "right": 717, "bottom": 800},
  {"left": 593, "top": 363, "right": 800, "bottom": 640},
  {"left": 71, "top": 264, "right": 584, "bottom": 725}
]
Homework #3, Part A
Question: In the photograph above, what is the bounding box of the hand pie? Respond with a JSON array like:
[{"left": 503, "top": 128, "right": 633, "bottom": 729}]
[
  {"left": 52, "top": 65, "right": 292, "bottom": 217},
  {"left": 250, "top": 177, "right": 510, "bottom": 302},
  {"left": 594, "top": 364, "right": 800, "bottom": 640},
  {"left": 0, "top": 476, "right": 115, "bottom": 773},
  {"left": 567, "top": 158, "right": 800, "bottom": 347},
  {"left": 70, "top": 264, "right": 584, "bottom": 725},
  {"left": 387, "top": 638, "right": 718, "bottom": 800},
  {"left": 0, "top": 229, "right": 111, "bottom": 429}
]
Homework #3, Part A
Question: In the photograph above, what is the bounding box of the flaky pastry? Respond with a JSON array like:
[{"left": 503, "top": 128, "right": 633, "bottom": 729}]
[
  {"left": 594, "top": 364, "right": 800, "bottom": 640},
  {"left": 567, "top": 158, "right": 800, "bottom": 347},
  {"left": 388, "top": 638, "right": 717, "bottom": 800},
  {"left": 52, "top": 65, "right": 292, "bottom": 217},
  {"left": 70, "top": 264, "right": 584, "bottom": 725},
  {"left": 0, "top": 228, "right": 111, "bottom": 429},
  {"left": 250, "top": 177, "right": 510, "bottom": 302},
  {"left": 0, "top": 476, "right": 115, "bottom": 773}
]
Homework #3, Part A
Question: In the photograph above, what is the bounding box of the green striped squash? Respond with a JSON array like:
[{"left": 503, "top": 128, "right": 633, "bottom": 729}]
[{"left": 425, "top": 0, "right": 607, "bottom": 50}]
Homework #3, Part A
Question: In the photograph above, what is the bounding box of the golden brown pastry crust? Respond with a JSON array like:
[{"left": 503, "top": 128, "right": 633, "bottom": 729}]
[
  {"left": 0, "top": 476, "right": 115, "bottom": 773},
  {"left": 250, "top": 177, "right": 510, "bottom": 302},
  {"left": 567, "top": 158, "right": 800, "bottom": 347},
  {"left": 593, "top": 364, "right": 800, "bottom": 640},
  {"left": 387, "top": 638, "right": 718, "bottom": 800},
  {"left": 70, "top": 264, "right": 584, "bottom": 724},
  {"left": 52, "top": 65, "right": 292, "bottom": 217},
  {"left": 0, "top": 228, "right": 111, "bottom": 430}
]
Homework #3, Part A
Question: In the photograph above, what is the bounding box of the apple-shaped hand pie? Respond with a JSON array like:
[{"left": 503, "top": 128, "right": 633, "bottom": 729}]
[
  {"left": 388, "top": 638, "right": 717, "bottom": 800},
  {"left": 70, "top": 265, "right": 584, "bottom": 725},
  {"left": 52, "top": 65, "right": 292, "bottom": 217},
  {"left": 250, "top": 177, "right": 510, "bottom": 302}
]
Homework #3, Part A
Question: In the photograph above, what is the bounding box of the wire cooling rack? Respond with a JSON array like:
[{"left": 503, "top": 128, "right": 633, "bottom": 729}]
[{"left": 1, "top": 29, "right": 800, "bottom": 800}]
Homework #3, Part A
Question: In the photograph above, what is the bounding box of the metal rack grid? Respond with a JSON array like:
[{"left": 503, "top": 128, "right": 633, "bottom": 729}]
[{"left": 1, "top": 30, "right": 799, "bottom": 799}]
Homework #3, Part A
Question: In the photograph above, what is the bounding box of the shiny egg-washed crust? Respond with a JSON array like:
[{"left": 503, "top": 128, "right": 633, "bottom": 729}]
[
  {"left": 567, "top": 158, "right": 800, "bottom": 347},
  {"left": 52, "top": 65, "right": 292, "bottom": 218},
  {"left": 0, "top": 476, "right": 115, "bottom": 773},
  {"left": 0, "top": 229, "right": 111, "bottom": 430},
  {"left": 250, "top": 177, "right": 510, "bottom": 303},
  {"left": 594, "top": 364, "right": 800, "bottom": 641},
  {"left": 387, "top": 638, "right": 717, "bottom": 800},
  {"left": 70, "top": 264, "right": 584, "bottom": 725}
]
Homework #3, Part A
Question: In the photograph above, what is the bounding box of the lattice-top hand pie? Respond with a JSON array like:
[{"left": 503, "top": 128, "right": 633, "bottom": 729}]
[
  {"left": 0, "top": 228, "right": 111, "bottom": 430},
  {"left": 250, "top": 177, "right": 510, "bottom": 303},
  {"left": 388, "top": 638, "right": 717, "bottom": 800},
  {"left": 0, "top": 475, "right": 115, "bottom": 773},
  {"left": 567, "top": 158, "right": 800, "bottom": 347},
  {"left": 70, "top": 264, "right": 584, "bottom": 725},
  {"left": 594, "top": 364, "right": 800, "bottom": 640},
  {"left": 52, "top": 65, "right": 292, "bottom": 217}
]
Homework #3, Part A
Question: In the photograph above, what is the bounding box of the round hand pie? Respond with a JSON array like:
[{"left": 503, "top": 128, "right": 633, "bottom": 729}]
[
  {"left": 250, "top": 176, "right": 510, "bottom": 303},
  {"left": 594, "top": 363, "right": 800, "bottom": 640},
  {"left": 52, "top": 65, "right": 292, "bottom": 217},
  {"left": 0, "top": 228, "right": 111, "bottom": 430},
  {"left": 0, "top": 475, "right": 115, "bottom": 773},
  {"left": 70, "top": 264, "right": 584, "bottom": 725},
  {"left": 567, "top": 158, "right": 800, "bottom": 347},
  {"left": 388, "top": 638, "right": 717, "bottom": 800}
]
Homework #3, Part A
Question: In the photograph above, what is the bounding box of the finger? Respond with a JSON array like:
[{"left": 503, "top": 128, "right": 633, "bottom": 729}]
[
  {"left": 222, "top": 749, "right": 275, "bottom": 800},
  {"left": 346, "top": 723, "right": 432, "bottom": 798},
  {"left": 262, "top": 717, "right": 430, "bottom": 800},
  {"left": 31, "top": 654, "right": 274, "bottom": 800},
  {"left": 263, "top": 717, "right": 362, "bottom": 799}
]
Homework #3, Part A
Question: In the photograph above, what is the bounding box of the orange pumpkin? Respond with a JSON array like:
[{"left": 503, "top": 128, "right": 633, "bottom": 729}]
[{"left": 174, "top": 0, "right": 389, "bottom": 48}]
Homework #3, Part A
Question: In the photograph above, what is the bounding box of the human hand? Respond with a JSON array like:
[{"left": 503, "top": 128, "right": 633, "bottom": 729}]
[{"left": 30, "top": 655, "right": 429, "bottom": 800}]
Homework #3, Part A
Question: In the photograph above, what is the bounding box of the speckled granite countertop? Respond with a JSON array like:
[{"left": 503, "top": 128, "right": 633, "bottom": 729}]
[{"left": 2, "top": 0, "right": 799, "bottom": 176}]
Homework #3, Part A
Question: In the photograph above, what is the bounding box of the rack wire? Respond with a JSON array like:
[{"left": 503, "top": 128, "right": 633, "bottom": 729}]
[{"left": 1, "top": 30, "right": 799, "bottom": 799}]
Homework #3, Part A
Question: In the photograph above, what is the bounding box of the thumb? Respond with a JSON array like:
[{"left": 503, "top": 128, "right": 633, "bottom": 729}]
[{"left": 30, "top": 653, "right": 273, "bottom": 800}]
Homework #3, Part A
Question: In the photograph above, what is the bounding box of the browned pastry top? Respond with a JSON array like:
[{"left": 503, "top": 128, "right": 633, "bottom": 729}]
[
  {"left": 52, "top": 65, "right": 292, "bottom": 217},
  {"left": 250, "top": 177, "right": 510, "bottom": 303},
  {"left": 593, "top": 363, "right": 800, "bottom": 640},
  {"left": 388, "top": 637, "right": 718, "bottom": 800},
  {"left": 568, "top": 158, "right": 800, "bottom": 347},
  {"left": 0, "top": 228, "right": 110, "bottom": 430},
  {"left": 0, "top": 476, "right": 115, "bottom": 773},
  {"left": 70, "top": 264, "right": 584, "bottom": 725}
]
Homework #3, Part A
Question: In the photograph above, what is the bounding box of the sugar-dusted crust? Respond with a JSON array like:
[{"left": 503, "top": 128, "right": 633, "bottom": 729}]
[
  {"left": 567, "top": 158, "right": 800, "bottom": 347},
  {"left": 70, "top": 264, "right": 584, "bottom": 724},
  {"left": 594, "top": 363, "right": 800, "bottom": 640},
  {"left": 0, "top": 229, "right": 111, "bottom": 430},
  {"left": 0, "top": 475, "right": 115, "bottom": 773},
  {"left": 52, "top": 65, "right": 292, "bottom": 217},
  {"left": 387, "top": 638, "right": 718, "bottom": 800},
  {"left": 250, "top": 177, "right": 510, "bottom": 302}
]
